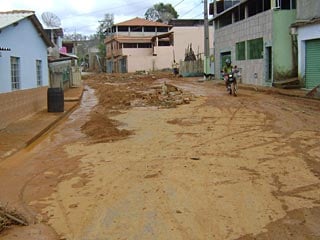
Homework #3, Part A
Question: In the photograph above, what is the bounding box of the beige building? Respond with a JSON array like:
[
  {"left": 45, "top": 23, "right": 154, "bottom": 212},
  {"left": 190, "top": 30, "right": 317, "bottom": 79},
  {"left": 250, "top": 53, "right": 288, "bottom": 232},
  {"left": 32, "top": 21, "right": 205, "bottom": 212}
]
[
  {"left": 169, "top": 19, "right": 213, "bottom": 63},
  {"left": 105, "top": 17, "right": 173, "bottom": 73},
  {"left": 105, "top": 17, "right": 214, "bottom": 74}
]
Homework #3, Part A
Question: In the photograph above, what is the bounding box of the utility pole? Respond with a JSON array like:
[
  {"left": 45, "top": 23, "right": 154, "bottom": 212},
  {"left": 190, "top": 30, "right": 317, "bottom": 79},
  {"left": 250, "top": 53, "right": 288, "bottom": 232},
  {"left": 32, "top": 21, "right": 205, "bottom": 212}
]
[{"left": 204, "top": 0, "right": 210, "bottom": 80}]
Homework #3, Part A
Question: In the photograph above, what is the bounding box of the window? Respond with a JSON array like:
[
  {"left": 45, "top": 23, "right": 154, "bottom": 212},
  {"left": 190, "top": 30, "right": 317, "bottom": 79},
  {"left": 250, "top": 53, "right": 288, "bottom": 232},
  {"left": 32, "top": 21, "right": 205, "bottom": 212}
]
[
  {"left": 36, "top": 60, "right": 42, "bottom": 86},
  {"left": 248, "top": 0, "right": 271, "bottom": 17},
  {"left": 248, "top": 0, "right": 263, "bottom": 17},
  {"left": 144, "top": 26, "right": 156, "bottom": 32},
  {"left": 118, "top": 26, "right": 129, "bottom": 32},
  {"left": 130, "top": 26, "right": 142, "bottom": 32},
  {"left": 263, "top": 0, "right": 271, "bottom": 10},
  {"left": 157, "top": 27, "right": 168, "bottom": 32},
  {"left": 234, "top": 4, "right": 246, "bottom": 22},
  {"left": 137, "top": 43, "right": 152, "bottom": 48},
  {"left": 247, "top": 38, "right": 263, "bottom": 59},
  {"left": 158, "top": 41, "right": 170, "bottom": 46},
  {"left": 123, "top": 43, "right": 137, "bottom": 48},
  {"left": 219, "top": 11, "right": 232, "bottom": 28},
  {"left": 236, "top": 41, "right": 246, "bottom": 60},
  {"left": 275, "top": 0, "right": 296, "bottom": 9},
  {"left": 11, "top": 57, "right": 20, "bottom": 90}
]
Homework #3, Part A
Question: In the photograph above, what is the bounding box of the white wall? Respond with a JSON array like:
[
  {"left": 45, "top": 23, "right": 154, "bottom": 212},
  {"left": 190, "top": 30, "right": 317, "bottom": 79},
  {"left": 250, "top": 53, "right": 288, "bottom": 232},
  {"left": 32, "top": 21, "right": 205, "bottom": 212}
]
[
  {"left": 0, "top": 18, "right": 49, "bottom": 93},
  {"left": 172, "top": 26, "right": 213, "bottom": 62},
  {"left": 125, "top": 46, "right": 173, "bottom": 72},
  {"left": 297, "top": 23, "right": 320, "bottom": 80}
]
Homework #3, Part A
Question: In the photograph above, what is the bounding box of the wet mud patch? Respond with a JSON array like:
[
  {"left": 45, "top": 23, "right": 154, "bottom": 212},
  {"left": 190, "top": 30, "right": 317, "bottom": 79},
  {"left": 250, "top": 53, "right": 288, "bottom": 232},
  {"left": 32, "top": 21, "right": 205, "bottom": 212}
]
[
  {"left": 236, "top": 206, "right": 320, "bottom": 240},
  {"left": 305, "top": 159, "right": 320, "bottom": 180}
]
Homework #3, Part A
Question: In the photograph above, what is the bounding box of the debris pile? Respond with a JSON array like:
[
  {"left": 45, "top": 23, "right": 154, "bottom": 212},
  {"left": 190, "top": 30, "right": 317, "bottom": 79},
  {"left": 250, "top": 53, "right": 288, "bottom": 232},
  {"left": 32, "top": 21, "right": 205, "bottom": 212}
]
[
  {"left": 0, "top": 203, "right": 28, "bottom": 233},
  {"left": 81, "top": 72, "right": 195, "bottom": 143},
  {"left": 131, "top": 81, "right": 194, "bottom": 108}
]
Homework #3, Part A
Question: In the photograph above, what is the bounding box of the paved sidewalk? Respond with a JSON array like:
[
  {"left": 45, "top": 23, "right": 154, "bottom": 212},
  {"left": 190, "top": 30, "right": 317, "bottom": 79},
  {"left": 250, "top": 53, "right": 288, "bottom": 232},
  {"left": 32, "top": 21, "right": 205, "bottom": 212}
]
[{"left": 0, "top": 86, "right": 83, "bottom": 160}]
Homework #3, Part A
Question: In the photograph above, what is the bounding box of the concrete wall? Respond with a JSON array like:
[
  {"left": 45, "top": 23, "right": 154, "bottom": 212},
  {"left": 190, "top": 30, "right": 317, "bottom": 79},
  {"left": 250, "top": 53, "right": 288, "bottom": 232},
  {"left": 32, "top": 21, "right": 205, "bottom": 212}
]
[
  {"left": 297, "top": 0, "right": 320, "bottom": 20},
  {"left": 272, "top": 10, "right": 297, "bottom": 80},
  {"left": 214, "top": 10, "right": 272, "bottom": 86},
  {"left": 126, "top": 46, "right": 173, "bottom": 72},
  {"left": 0, "top": 87, "right": 47, "bottom": 130},
  {"left": 172, "top": 26, "right": 213, "bottom": 62},
  {"left": 0, "top": 18, "right": 49, "bottom": 93}
]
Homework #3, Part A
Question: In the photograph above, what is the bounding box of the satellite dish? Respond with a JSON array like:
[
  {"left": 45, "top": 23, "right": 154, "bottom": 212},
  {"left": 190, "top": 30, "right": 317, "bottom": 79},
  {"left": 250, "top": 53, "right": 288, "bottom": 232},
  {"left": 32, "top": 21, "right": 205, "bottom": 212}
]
[{"left": 41, "top": 12, "right": 61, "bottom": 28}]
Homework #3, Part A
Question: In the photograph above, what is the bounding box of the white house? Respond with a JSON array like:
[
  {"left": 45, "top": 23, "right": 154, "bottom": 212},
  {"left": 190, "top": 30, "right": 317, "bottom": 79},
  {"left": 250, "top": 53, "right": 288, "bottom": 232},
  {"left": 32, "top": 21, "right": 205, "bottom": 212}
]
[
  {"left": 292, "top": 0, "right": 320, "bottom": 89},
  {"left": 0, "top": 10, "right": 53, "bottom": 129}
]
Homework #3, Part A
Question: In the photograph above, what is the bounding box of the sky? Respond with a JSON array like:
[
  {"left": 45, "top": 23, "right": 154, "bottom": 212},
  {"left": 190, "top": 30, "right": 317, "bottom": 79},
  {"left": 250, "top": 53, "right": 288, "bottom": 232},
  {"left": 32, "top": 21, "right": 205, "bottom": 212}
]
[{"left": 1, "top": 0, "right": 206, "bottom": 36}]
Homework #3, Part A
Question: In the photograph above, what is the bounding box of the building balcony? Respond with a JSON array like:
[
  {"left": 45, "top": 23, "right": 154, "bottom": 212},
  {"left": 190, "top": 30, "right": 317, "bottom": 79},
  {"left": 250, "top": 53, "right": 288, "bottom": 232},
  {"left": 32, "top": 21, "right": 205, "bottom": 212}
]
[{"left": 106, "top": 48, "right": 123, "bottom": 59}]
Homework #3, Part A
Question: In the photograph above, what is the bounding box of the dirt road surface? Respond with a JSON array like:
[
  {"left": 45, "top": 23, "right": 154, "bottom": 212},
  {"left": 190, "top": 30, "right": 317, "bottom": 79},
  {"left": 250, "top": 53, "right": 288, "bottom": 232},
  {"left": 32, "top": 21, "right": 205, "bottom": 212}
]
[{"left": 0, "top": 73, "right": 320, "bottom": 240}]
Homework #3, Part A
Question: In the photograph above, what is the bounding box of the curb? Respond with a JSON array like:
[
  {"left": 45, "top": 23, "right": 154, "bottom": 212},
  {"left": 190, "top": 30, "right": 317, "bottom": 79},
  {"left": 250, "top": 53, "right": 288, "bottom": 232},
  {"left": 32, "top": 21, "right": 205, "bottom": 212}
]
[
  {"left": 25, "top": 87, "right": 85, "bottom": 146},
  {"left": 25, "top": 101, "right": 81, "bottom": 147},
  {"left": 0, "top": 91, "right": 83, "bottom": 161}
]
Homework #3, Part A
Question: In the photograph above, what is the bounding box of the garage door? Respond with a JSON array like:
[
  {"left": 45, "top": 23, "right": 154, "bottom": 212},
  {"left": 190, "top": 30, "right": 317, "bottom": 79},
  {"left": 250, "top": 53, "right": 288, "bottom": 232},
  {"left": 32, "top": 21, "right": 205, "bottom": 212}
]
[{"left": 306, "top": 39, "right": 320, "bottom": 89}]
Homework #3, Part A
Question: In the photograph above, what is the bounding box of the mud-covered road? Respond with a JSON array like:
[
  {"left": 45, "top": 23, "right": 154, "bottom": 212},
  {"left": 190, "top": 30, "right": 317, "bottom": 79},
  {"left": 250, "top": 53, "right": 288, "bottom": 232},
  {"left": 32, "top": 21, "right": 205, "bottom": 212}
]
[{"left": 0, "top": 73, "right": 320, "bottom": 240}]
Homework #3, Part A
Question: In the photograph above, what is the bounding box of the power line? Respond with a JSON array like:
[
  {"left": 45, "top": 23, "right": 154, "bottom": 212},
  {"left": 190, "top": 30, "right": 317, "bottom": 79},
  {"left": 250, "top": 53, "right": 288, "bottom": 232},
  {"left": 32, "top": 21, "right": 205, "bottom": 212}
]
[
  {"left": 180, "top": 1, "right": 203, "bottom": 18},
  {"left": 61, "top": 0, "right": 204, "bottom": 34},
  {"left": 61, "top": 2, "right": 152, "bottom": 33},
  {"left": 191, "top": 12, "right": 204, "bottom": 18},
  {"left": 60, "top": 0, "right": 154, "bottom": 21},
  {"left": 174, "top": 0, "right": 185, "bottom": 7}
]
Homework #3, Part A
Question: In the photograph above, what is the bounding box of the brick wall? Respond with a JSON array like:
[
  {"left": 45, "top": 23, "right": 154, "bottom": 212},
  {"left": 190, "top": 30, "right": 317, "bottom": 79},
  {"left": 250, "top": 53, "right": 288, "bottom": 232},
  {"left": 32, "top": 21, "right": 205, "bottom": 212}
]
[{"left": 0, "top": 87, "right": 47, "bottom": 130}]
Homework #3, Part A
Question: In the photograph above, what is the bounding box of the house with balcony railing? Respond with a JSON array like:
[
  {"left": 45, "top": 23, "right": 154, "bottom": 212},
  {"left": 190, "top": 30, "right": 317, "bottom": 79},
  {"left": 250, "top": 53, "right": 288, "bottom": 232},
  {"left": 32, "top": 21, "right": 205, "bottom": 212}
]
[{"left": 105, "top": 17, "right": 173, "bottom": 73}]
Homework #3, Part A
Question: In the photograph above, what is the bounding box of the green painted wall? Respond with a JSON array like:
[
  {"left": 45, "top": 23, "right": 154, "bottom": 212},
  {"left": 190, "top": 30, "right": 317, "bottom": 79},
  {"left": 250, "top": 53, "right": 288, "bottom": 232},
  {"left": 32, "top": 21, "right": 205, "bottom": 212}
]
[{"left": 272, "top": 10, "right": 297, "bottom": 80}]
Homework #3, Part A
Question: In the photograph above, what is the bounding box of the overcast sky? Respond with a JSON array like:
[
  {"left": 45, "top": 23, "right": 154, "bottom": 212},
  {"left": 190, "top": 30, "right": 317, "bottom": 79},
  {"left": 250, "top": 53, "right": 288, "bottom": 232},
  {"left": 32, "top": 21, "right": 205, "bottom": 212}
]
[{"left": 1, "top": 0, "right": 206, "bottom": 35}]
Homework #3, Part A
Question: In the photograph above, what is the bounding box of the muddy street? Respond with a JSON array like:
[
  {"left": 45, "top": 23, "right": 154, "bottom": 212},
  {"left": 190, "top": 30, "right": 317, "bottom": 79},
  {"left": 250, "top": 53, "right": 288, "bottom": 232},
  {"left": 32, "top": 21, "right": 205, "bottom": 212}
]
[{"left": 0, "top": 73, "right": 320, "bottom": 240}]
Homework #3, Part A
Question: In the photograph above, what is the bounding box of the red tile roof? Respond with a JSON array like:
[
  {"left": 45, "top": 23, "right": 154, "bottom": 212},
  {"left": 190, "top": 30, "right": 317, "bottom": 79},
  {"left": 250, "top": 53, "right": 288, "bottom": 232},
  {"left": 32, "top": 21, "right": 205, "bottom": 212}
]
[
  {"left": 115, "top": 17, "right": 171, "bottom": 27},
  {"left": 105, "top": 36, "right": 152, "bottom": 44}
]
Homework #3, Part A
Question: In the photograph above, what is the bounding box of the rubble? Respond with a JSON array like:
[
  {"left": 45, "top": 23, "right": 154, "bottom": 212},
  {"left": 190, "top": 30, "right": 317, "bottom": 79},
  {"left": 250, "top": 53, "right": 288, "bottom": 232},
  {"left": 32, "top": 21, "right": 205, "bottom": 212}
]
[
  {"left": 81, "top": 72, "right": 195, "bottom": 143},
  {"left": 0, "top": 203, "right": 28, "bottom": 233}
]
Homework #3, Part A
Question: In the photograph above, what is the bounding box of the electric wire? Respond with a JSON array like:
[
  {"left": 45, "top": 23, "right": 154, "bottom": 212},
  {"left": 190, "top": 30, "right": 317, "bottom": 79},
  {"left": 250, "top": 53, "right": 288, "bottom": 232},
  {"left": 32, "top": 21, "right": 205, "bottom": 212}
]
[
  {"left": 180, "top": 1, "right": 203, "bottom": 18},
  {"left": 60, "top": 0, "right": 203, "bottom": 34}
]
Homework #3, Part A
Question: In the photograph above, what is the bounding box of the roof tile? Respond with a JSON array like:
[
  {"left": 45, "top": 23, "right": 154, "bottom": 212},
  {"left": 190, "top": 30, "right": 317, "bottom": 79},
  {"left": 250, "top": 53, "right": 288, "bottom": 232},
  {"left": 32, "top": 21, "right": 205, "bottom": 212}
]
[{"left": 115, "top": 17, "right": 171, "bottom": 27}]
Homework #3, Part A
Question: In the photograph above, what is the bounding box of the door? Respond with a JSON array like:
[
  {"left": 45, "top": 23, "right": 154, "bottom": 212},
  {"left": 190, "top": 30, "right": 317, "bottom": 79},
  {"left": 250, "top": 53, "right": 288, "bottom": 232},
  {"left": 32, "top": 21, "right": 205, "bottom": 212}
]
[
  {"left": 119, "top": 57, "right": 127, "bottom": 73},
  {"left": 306, "top": 39, "right": 320, "bottom": 89},
  {"left": 265, "top": 46, "right": 272, "bottom": 83}
]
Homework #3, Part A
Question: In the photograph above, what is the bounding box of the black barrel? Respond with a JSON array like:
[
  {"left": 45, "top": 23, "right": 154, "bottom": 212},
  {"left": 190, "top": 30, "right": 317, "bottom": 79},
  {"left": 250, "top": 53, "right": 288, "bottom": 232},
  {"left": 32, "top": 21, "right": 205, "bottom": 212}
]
[{"left": 47, "top": 88, "right": 64, "bottom": 112}]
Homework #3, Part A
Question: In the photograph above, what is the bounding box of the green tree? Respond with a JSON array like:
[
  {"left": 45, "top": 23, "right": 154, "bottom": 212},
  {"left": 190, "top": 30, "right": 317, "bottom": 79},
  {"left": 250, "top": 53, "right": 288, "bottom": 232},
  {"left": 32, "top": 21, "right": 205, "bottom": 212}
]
[
  {"left": 97, "top": 13, "right": 114, "bottom": 58},
  {"left": 145, "top": 3, "right": 178, "bottom": 23},
  {"left": 96, "top": 13, "right": 114, "bottom": 72}
]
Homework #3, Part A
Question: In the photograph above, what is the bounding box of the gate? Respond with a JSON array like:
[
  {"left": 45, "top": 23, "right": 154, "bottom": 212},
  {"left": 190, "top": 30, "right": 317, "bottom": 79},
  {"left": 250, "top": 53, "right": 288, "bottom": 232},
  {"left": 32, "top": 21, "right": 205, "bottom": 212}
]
[
  {"left": 306, "top": 39, "right": 320, "bottom": 89},
  {"left": 119, "top": 57, "right": 127, "bottom": 73}
]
